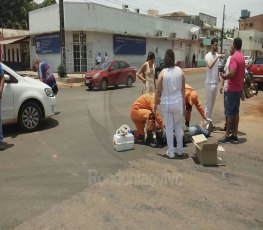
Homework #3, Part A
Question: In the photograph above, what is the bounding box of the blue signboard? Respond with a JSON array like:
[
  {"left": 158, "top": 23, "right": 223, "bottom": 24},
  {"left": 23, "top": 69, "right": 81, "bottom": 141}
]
[
  {"left": 36, "top": 33, "right": 61, "bottom": 54},
  {"left": 114, "top": 34, "right": 146, "bottom": 55}
]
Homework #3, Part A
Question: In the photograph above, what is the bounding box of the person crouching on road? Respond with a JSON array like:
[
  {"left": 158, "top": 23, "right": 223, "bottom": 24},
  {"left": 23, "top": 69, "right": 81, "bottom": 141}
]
[
  {"left": 33, "top": 58, "right": 58, "bottom": 95},
  {"left": 155, "top": 49, "right": 186, "bottom": 158},
  {"left": 130, "top": 93, "right": 164, "bottom": 148},
  {"left": 185, "top": 83, "right": 211, "bottom": 127}
]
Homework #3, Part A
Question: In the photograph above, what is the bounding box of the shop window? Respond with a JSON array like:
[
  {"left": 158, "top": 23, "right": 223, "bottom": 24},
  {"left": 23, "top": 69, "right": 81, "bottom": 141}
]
[{"left": 73, "top": 33, "right": 80, "bottom": 43}]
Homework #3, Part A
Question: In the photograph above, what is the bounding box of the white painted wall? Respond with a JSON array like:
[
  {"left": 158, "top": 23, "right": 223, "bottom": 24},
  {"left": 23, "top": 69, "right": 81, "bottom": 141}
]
[
  {"left": 0, "top": 29, "right": 29, "bottom": 38},
  {"left": 65, "top": 32, "right": 174, "bottom": 71},
  {"left": 29, "top": 2, "right": 197, "bottom": 72},
  {"left": 29, "top": 5, "right": 60, "bottom": 34},
  {"left": 63, "top": 2, "right": 192, "bottom": 39},
  {"left": 235, "top": 30, "right": 263, "bottom": 55}
]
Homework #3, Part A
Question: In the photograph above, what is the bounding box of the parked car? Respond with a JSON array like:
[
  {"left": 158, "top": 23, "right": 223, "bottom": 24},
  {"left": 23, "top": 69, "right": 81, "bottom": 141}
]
[
  {"left": 155, "top": 57, "right": 164, "bottom": 79},
  {"left": 244, "top": 56, "right": 253, "bottom": 66},
  {"left": 84, "top": 60, "right": 136, "bottom": 90},
  {"left": 2, "top": 63, "right": 56, "bottom": 132},
  {"left": 250, "top": 57, "right": 263, "bottom": 87}
]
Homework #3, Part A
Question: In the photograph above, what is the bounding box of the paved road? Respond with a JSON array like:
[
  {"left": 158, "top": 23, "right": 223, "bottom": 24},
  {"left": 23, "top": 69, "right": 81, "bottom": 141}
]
[{"left": 0, "top": 72, "right": 226, "bottom": 229}]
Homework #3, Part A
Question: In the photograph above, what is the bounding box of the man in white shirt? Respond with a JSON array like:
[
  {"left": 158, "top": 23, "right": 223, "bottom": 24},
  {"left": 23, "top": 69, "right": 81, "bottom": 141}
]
[
  {"left": 204, "top": 38, "right": 224, "bottom": 121},
  {"left": 103, "top": 52, "right": 108, "bottom": 62},
  {"left": 95, "top": 53, "right": 101, "bottom": 65}
]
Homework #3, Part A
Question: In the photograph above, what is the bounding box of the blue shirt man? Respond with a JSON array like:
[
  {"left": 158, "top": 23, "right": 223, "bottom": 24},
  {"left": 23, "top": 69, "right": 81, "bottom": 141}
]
[{"left": 33, "top": 58, "right": 58, "bottom": 95}]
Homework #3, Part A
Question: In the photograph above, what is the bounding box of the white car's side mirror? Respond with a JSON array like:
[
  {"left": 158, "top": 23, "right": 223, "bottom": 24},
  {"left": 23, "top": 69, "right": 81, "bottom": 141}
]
[{"left": 4, "top": 74, "right": 11, "bottom": 81}]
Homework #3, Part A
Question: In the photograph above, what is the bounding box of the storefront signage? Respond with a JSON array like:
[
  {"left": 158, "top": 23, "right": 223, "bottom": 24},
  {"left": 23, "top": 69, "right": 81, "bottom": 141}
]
[
  {"left": 114, "top": 34, "right": 146, "bottom": 55},
  {"left": 36, "top": 33, "right": 61, "bottom": 54}
]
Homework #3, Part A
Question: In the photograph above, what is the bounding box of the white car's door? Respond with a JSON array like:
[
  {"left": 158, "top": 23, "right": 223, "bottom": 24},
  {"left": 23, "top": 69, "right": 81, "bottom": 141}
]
[{"left": 1, "top": 73, "right": 15, "bottom": 121}]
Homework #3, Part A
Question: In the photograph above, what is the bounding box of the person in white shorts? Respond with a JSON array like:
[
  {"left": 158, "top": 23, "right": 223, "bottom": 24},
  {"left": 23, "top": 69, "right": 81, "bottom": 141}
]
[{"left": 204, "top": 38, "right": 224, "bottom": 122}]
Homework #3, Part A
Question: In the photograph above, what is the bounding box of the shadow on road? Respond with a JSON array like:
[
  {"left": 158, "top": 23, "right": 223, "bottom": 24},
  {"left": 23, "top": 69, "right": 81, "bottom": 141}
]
[
  {"left": 157, "top": 153, "right": 189, "bottom": 160},
  {"left": 86, "top": 85, "right": 135, "bottom": 92},
  {"left": 3, "top": 118, "right": 59, "bottom": 139}
]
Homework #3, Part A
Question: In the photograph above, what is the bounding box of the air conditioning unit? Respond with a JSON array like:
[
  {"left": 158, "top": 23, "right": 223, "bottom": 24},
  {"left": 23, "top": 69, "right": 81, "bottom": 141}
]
[
  {"left": 156, "top": 30, "right": 162, "bottom": 36},
  {"left": 170, "top": 33, "right": 176, "bottom": 38},
  {"left": 122, "top": 5, "right": 129, "bottom": 12}
]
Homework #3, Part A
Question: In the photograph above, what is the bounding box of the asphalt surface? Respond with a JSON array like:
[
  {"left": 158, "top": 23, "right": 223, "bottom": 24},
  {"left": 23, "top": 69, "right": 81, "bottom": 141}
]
[{"left": 0, "top": 72, "right": 262, "bottom": 229}]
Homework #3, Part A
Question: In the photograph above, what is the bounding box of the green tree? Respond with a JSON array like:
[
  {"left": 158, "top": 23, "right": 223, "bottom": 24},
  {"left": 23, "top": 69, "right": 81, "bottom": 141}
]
[
  {"left": 216, "top": 27, "right": 237, "bottom": 41},
  {"left": 39, "top": 0, "right": 56, "bottom": 8},
  {"left": 0, "top": 0, "right": 56, "bottom": 30}
]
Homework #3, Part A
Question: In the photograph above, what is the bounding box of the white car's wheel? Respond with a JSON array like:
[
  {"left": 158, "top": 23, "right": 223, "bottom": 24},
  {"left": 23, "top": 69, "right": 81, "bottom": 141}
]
[{"left": 18, "top": 102, "right": 43, "bottom": 132}]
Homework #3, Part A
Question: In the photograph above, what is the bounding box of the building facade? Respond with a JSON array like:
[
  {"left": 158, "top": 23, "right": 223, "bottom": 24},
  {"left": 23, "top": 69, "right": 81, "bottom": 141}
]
[
  {"left": 237, "top": 13, "right": 263, "bottom": 58},
  {"left": 0, "top": 29, "right": 30, "bottom": 70},
  {"left": 160, "top": 12, "right": 221, "bottom": 67},
  {"left": 239, "top": 14, "right": 263, "bottom": 32},
  {"left": 29, "top": 2, "right": 198, "bottom": 73}
]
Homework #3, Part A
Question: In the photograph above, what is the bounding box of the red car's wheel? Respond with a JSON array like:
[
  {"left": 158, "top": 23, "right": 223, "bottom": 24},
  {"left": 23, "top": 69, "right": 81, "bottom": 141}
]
[
  {"left": 100, "top": 79, "right": 108, "bottom": 91},
  {"left": 127, "top": 76, "right": 133, "bottom": 88}
]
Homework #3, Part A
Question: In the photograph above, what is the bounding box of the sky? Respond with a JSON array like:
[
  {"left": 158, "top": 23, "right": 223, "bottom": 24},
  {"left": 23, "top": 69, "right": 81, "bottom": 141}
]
[{"left": 34, "top": 0, "right": 263, "bottom": 29}]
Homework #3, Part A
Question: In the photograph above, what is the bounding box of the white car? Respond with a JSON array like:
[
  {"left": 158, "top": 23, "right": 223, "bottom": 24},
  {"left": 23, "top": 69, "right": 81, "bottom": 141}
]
[
  {"left": 2, "top": 63, "right": 56, "bottom": 132},
  {"left": 244, "top": 56, "right": 253, "bottom": 65}
]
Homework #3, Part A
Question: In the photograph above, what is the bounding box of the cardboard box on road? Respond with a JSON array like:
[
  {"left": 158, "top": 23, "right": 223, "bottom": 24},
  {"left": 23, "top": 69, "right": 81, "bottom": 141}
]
[{"left": 192, "top": 134, "right": 219, "bottom": 166}]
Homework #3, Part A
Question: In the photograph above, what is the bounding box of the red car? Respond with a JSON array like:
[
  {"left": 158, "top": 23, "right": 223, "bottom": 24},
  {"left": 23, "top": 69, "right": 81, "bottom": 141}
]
[
  {"left": 84, "top": 60, "right": 137, "bottom": 90},
  {"left": 250, "top": 57, "right": 263, "bottom": 86}
]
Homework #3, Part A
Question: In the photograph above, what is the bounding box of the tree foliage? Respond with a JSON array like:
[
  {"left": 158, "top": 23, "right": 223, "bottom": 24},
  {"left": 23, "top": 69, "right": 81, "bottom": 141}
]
[
  {"left": 216, "top": 27, "right": 237, "bottom": 41},
  {"left": 0, "top": 0, "right": 57, "bottom": 30}
]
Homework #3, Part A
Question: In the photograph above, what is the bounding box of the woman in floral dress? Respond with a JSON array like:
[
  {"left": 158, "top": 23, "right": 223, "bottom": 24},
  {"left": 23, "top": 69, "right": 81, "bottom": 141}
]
[{"left": 137, "top": 51, "right": 156, "bottom": 94}]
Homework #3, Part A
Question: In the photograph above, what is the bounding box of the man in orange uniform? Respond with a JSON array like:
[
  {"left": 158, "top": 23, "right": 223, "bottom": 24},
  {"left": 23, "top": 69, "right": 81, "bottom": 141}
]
[
  {"left": 130, "top": 93, "right": 164, "bottom": 148},
  {"left": 185, "top": 83, "right": 209, "bottom": 127}
]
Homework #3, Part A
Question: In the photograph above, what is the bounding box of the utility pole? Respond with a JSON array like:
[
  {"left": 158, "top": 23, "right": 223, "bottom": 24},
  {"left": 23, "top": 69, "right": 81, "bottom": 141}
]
[
  {"left": 59, "top": 0, "right": 66, "bottom": 68},
  {"left": 220, "top": 4, "right": 225, "bottom": 53}
]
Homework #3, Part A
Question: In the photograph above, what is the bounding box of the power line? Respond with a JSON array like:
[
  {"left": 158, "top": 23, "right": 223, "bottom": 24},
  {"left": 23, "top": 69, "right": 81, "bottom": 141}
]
[{"left": 102, "top": 0, "right": 148, "bottom": 13}]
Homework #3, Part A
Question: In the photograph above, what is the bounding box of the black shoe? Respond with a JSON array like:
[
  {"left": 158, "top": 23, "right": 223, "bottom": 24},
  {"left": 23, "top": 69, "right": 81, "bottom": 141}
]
[
  {"left": 0, "top": 142, "right": 7, "bottom": 151},
  {"left": 230, "top": 135, "right": 239, "bottom": 144},
  {"left": 218, "top": 136, "right": 231, "bottom": 144},
  {"left": 144, "top": 139, "right": 158, "bottom": 148},
  {"left": 134, "top": 139, "right": 144, "bottom": 144}
]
